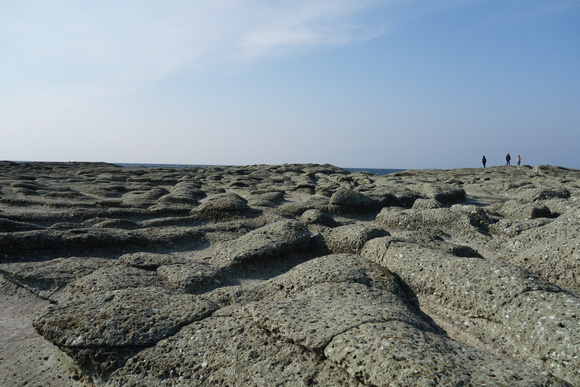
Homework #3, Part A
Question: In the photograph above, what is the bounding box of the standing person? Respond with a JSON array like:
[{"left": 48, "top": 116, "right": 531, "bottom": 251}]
[
  {"left": 506, "top": 153, "right": 511, "bottom": 165},
  {"left": 517, "top": 155, "right": 521, "bottom": 166},
  {"left": 482, "top": 156, "right": 487, "bottom": 168}
]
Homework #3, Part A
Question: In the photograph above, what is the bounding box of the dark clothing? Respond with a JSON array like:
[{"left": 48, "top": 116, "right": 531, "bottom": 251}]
[
  {"left": 482, "top": 156, "right": 487, "bottom": 168},
  {"left": 506, "top": 154, "right": 511, "bottom": 165}
]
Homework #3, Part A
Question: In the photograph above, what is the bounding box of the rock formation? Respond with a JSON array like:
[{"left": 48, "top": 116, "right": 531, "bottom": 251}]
[{"left": 0, "top": 161, "right": 578, "bottom": 386}]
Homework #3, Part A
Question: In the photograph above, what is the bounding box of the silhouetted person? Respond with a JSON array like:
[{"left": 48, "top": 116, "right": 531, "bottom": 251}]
[
  {"left": 506, "top": 153, "right": 511, "bottom": 165},
  {"left": 517, "top": 155, "right": 521, "bottom": 166},
  {"left": 482, "top": 156, "right": 487, "bottom": 168}
]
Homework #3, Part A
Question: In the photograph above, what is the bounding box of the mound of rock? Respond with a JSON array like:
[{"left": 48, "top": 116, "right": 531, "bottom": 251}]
[
  {"left": 212, "top": 219, "right": 310, "bottom": 266},
  {"left": 190, "top": 192, "right": 260, "bottom": 221}
]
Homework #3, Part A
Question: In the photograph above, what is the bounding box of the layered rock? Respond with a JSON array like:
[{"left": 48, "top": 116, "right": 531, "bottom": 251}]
[{"left": 1, "top": 161, "right": 579, "bottom": 386}]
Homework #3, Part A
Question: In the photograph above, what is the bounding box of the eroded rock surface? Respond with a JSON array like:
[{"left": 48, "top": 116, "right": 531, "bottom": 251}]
[{"left": 1, "top": 161, "right": 579, "bottom": 386}]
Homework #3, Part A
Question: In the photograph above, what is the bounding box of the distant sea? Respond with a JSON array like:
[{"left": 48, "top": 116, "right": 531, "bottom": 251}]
[{"left": 116, "top": 163, "right": 405, "bottom": 176}]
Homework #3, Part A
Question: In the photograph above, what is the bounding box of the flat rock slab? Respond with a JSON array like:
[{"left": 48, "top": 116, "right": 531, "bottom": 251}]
[
  {"left": 244, "top": 281, "right": 433, "bottom": 353},
  {"left": 212, "top": 219, "right": 310, "bottom": 266},
  {"left": 362, "top": 237, "right": 579, "bottom": 384},
  {"left": 0, "top": 257, "right": 113, "bottom": 300},
  {"left": 107, "top": 253, "right": 568, "bottom": 386},
  {"left": 325, "top": 320, "right": 567, "bottom": 386},
  {"left": 107, "top": 313, "right": 363, "bottom": 387},
  {"left": 32, "top": 287, "right": 218, "bottom": 377}
]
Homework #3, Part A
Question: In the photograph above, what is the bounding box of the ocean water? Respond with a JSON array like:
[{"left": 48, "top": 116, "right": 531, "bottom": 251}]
[
  {"left": 116, "top": 163, "right": 405, "bottom": 176},
  {"left": 346, "top": 167, "right": 405, "bottom": 175}
]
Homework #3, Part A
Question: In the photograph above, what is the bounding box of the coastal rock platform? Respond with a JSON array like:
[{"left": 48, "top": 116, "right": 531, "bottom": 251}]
[{"left": 0, "top": 161, "right": 578, "bottom": 386}]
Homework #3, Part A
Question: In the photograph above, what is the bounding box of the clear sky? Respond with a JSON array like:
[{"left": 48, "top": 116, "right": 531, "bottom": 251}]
[{"left": 1, "top": 0, "right": 579, "bottom": 169}]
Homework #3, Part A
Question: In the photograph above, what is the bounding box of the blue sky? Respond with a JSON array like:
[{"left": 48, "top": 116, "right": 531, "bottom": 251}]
[{"left": 1, "top": 0, "right": 579, "bottom": 169}]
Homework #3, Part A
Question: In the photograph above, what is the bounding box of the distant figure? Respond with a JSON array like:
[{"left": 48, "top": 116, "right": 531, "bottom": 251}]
[
  {"left": 506, "top": 153, "right": 511, "bottom": 165},
  {"left": 517, "top": 155, "right": 521, "bottom": 166},
  {"left": 482, "top": 156, "right": 487, "bottom": 168}
]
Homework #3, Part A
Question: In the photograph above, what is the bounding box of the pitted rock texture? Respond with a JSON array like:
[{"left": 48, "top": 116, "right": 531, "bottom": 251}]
[
  {"left": 1, "top": 161, "right": 579, "bottom": 386},
  {"left": 32, "top": 287, "right": 218, "bottom": 378}
]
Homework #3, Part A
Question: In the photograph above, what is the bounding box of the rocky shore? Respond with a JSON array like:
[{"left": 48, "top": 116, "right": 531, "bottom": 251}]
[{"left": 0, "top": 161, "right": 578, "bottom": 386}]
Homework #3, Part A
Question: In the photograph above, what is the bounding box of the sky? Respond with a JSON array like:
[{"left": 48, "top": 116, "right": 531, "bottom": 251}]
[{"left": 1, "top": 0, "right": 579, "bottom": 169}]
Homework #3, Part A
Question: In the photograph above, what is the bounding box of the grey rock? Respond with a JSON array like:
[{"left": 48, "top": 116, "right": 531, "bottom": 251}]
[
  {"left": 2, "top": 162, "right": 579, "bottom": 385},
  {"left": 499, "top": 199, "right": 554, "bottom": 219},
  {"left": 67, "top": 264, "right": 163, "bottom": 295},
  {"left": 325, "top": 224, "right": 390, "bottom": 254},
  {"left": 278, "top": 195, "right": 330, "bottom": 216},
  {"left": 119, "top": 252, "right": 192, "bottom": 270},
  {"left": 328, "top": 188, "right": 382, "bottom": 214},
  {"left": 487, "top": 207, "right": 580, "bottom": 293},
  {"left": 107, "top": 313, "right": 363, "bottom": 387},
  {"left": 244, "top": 281, "right": 434, "bottom": 353},
  {"left": 488, "top": 217, "right": 552, "bottom": 238},
  {"left": 0, "top": 257, "right": 113, "bottom": 300},
  {"left": 235, "top": 254, "right": 403, "bottom": 303},
  {"left": 411, "top": 197, "right": 444, "bottom": 209},
  {"left": 213, "top": 220, "right": 310, "bottom": 266},
  {"left": 157, "top": 181, "right": 204, "bottom": 206},
  {"left": 375, "top": 206, "right": 491, "bottom": 241},
  {"left": 361, "top": 237, "right": 579, "bottom": 384},
  {"left": 299, "top": 209, "right": 339, "bottom": 227},
  {"left": 190, "top": 192, "right": 259, "bottom": 221},
  {"left": 138, "top": 215, "right": 202, "bottom": 228},
  {"left": 121, "top": 187, "right": 169, "bottom": 208},
  {"left": 0, "top": 217, "right": 42, "bottom": 232},
  {"left": 32, "top": 287, "right": 218, "bottom": 378},
  {"left": 0, "top": 227, "right": 205, "bottom": 260},
  {"left": 107, "top": 253, "right": 569, "bottom": 386},
  {"left": 242, "top": 189, "right": 286, "bottom": 207},
  {"left": 417, "top": 182, "right": 466, "bottom": 205},
  {"left": 325, "top": 320, "right": 567, "bottom": 386},
  {"left": 516, "top": 187, "right": 571, "bottom": 203},
  {"left": 362, "top": 188, "right": 404, "bottom": 208},
  {"left": 157, "top": 262, "right": 223, "bottom": 293},
  {"left": 86, "top": 218, "right": 140, "bottom": 229}
]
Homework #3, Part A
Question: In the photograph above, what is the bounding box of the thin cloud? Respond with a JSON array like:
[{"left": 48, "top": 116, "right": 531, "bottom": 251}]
[
  {"left": 0, "top": 0, "right": 388, "bottom": 88},
  {"left": 235, "top": 1, "right": 387, "bottom": 60}
]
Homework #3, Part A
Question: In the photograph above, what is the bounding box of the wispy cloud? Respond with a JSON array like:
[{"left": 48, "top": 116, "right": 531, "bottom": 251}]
[
  {"left": 235, "top": 1, "right": 387, "bottom": 59},
  {"left": 0, "top": 0, "right": 388, "bottom": 89}
]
